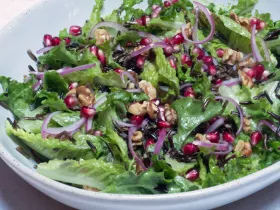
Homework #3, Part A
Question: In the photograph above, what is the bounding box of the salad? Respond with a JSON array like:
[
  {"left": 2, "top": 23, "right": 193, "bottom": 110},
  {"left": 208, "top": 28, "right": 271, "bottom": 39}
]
[{"left": 1, "top": 0, "right": 280, "bottom": 194}]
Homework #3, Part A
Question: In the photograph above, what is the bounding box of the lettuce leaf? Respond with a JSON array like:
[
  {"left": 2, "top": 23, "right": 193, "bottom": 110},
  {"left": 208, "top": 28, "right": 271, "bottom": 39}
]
[
  {"left": 167, "top": 176, "right": 200, "bottom": 193},
  {"left": 93, "top": 71, "right": 126, "bottom": 88},
  {"left": 171, "top": 98, "right": 223, "bottom": 149},
  {"left": 165, "top": 155, "right": 196, "bottom": 174},
  {"left": 37, "top": 158, "right": 125, "bottom": 190},
  {"left": 43, "top": 71, "right": 68, "bottom": 95},
  {"left": 230, "top": 0, "right": 258, "bottom": 17}
]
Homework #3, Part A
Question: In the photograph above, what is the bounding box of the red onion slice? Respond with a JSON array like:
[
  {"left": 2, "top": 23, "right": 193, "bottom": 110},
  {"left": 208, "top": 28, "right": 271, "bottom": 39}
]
[
  {"left": 41, "top": 111, "right": 86, "bottom": 138},
  {"left": 215, "top": 96, "right": 244, "bottom": 136},
  {"left": 141, "top": 119, "right": 149, "bottom": 128},
  {"left": 257, "top": 120, "right": 280, "bottom": 136},
  {"left": 93, "top": 94, "right": 107, "bottom": 109},
  {"left": 126, "top": 88, "right": 143, "bottom": 93},
  {"left": 32, "top": 80, "right": 42, "bottom": 91},
  {"left": 130, "top": 42, "right": 169, "bottom": 58},
  {"left": 137, "top": 31, "right": 163, "bottom": 42},
  {"left": 221, "top": 78, "right": 240, "bottom": 87},
  {"left": 36, "top": 46, "right": 54, "bottom": 54},
  {"left": 213, "top": 144, "right": 233, "bottom": 155},
  {"left": 154, "top": 129, "right": 167, "bottom": 155},
  {"left": 251, "top": 24, "right": 264, "bottom": 63},
  {"left": 120, "top": 71, "right": 139, "bottom": 88},
  {"left": 180, "top": 83, "right": 193, "bottom": 90},
  {"left": 59, "top": 64, "right": 96, "bottom": 76},
  {"left": 182, "top": 1, "right": 215, "bottom": 45},
  {"left": 89, "top": 21, "right": 128, "bottom": 38},
  {"left": 193, "top": 140, "right": 229, "bottom": 151},
  {"left": 260, "top": 39, "right": 271, "bottom": 62},
  {"left": 206, "top": 118, "right": 225, "bottom": 133},
  {"left": 128, "top": 127, "right": 147, "bottom": 170},
  {"left": 85, "top": 117, "right": 93, "bottom": 133},
  {"left": 114, "top": 119, "right": 137, "bottom": 128}
]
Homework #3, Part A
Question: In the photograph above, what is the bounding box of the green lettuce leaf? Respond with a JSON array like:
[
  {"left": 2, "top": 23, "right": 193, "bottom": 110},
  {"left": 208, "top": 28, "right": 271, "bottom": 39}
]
[
  {"left": 230, "top": 0, "right": 258, "bottom": 17},
  {"left": 43, "top": 71, "right": 68, "bottom": 95},
  {"left": 37, "top": 158, "right": 125, "bottom": 190},
  {"left": 93, "top": 71, "right": 126, "bottom": 88},
  {"left": 167, "top": 176, "right": 200, "bottom": 193},
  {"left": 52, "top": 112, "right": 80, "bottom": 126},
  {"left": 172, "top": 98, "right": 223, "bottom": 149},
  {"left": 165, "top": 155, "right": 196, "bottom": 174}
]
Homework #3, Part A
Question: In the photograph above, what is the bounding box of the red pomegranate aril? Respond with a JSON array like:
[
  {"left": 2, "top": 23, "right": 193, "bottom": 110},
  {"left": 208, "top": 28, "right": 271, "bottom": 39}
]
[
  {"left": 130, "top": 115, "right": 144, "bottom": 125},
  {"left": 250, "top": 18, "right": 261, "bottom": 28},
  {"left": 170, "top": 33, "right": 184, "bottom": 45},
  {"left": 169, "top": 57, "right": 177, "bottom": 69},
  {"left": 223, "top": 132, "right": 235, "bottom": 143},
  {"left": 136, "top": 55, "right": 145, "bottom": 68},
  {"left": 125, "top": 41, "right": 134, "bottom": 47},
  {"left": 64, "top": 95, "right": 78, "bottom": 108},
  {"left": 203, "top": 56, "right": 213, "bottom": 65},
  {"left": 93, "top": 130, "right": 103, "bottom": 136},
  {"left": 97, "top": 49, "right": 106, "bottom": 66},
  {"left": 185, "top": 169, "right": 199, "bottom": 182},
  {"left": 145, "top": 138, "right": 155, "bottom": 149},
  {"left": 68, "top": 82, "right": 78, "bottom": 90},
  {"left": 158, "top": 121, "right": 171, "bottom": 128},
  {"left": 164, "top": 1, "right": 171, "bottom": 7},
  {"left": 164, "top": 46, "right": 173, "bottom": 56},
  {"left": 251, "top": 131, "right": 263, "bottom": 146},
  {"left": 52, "top": 37, "right": 61, "bottom": 46},
  {"left": 173, "top": 45, "right": 181, "bottom": 53},
  {"left": 257, "top": 20, "right": 266, "bottom": 30},
  {"left": 81, "top": 106, "right": 96, "bottom": 118},
  {"left": 252, "top": 64, "right": 265, "bottom": 80},
  {"left": 183, "top": 143, "right": 199, "bottom": 155},
  {"left": 137, "top": 15, "right": 150, "bottom": 26},
  {"left": 43, "top": 34, "right": 53, "bottom": 47},
  {"left": 181, "top": 54, "right": 193, "bottom": 67},
  {"left": 184, "top": 87, "right": 195, "bottom": 98},
  {"left": 114, "top": 68, "right": 123, "bottom": 74},
  {"left": 64, "top": 37, "right": 71, "bottom": 45},
  {"left": 214, "top": 79, "right": 223, "bottom": 86},
  {"left": 246, "top": 69, "right": 256, "bottom": 78},
  {"left": 140, "top": 37, "right": 153, "bottom": 46},
  {"left": 192, "top": 47, "right": 205, "bottom": 60},
  {"left": 89, "top": 46, "right": 98, "bottom": 56},
  {"left": 208, "top": 65, "right": 217, "bottom": 76},
  {"left": 206, "top": 131, "right": 220, "bottom": 143},
  {"left": 69, "top": 25, "right": 82, "bottom": 36},
  {"left": 216, "top": 48, "right": 224, "bottom": 58}
]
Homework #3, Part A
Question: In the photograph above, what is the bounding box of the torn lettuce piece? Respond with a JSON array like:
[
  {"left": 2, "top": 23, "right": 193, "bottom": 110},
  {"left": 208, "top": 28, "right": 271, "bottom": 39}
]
[
  {"left": 37, "top": 158, "right": 125, "bottom": 190},
  {"left": 52, "top": 112, "right": 80, "bottom": 127},
  {"left": 43, "top": 71, "right": 68, "bottom": 95},
  {"left": 167, "top": 176, "right": 200, "bottom": 193},
  {"left": 93, "top": 71, "right": 126, "bottom": 88},
  {"left": 230, "top": 0, "right": 259, "bottom": 17},
  {"left": 165, "top": 155, "right": 196, "bottom": 174}
]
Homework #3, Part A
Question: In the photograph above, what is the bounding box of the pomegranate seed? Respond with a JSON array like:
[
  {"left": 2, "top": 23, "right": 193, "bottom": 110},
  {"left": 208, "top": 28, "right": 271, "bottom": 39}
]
[
  {"left": 192, "top": 47, "right": 205, "bottom": 60},
  {"left": 164, "top": 45, "right": 173, "bottom": 56},
  {"left": 97, "top": 49, "right": 106, "bottom": 66},
  {"left": 158, "top": 106, "right": 166, "bottom": 121},
  {"left": 181, "top": 54, "right": 193, "bottom": 67},
  {"left": 43, "top": 34, "right": 53, "bottom": 47},
  {"left": 202, "top": 56, "right": 213, "bottom": 65},
  {"left": 246, "top": 69, "right": 256, "bottom": 78},
  {"left": 130, "top": 115, "right": 144, "bottom": 125},
  {"left": 169, "top": 57, "right": 177, "bottom": 69},
  {"left": 69, "top": 25, "right": 82, "bottom": 36},
  {"left": 206, "top": 131, "right": 220, "bottom": 143},
  {"left": 213, "top": 79, "right": 223, "bottom": 86},
  {"left": 184, "top": 87, "right": 195, "bottom": 98},
  {"left": 251, "top": 131, "right": 263, "bottom": 146},
  {"left": 64, "top": 37, "right": 71, "bottom": 45},
  {"left": 136, "top": 55, "right": 145, "bottom": 68},
  {"left": 183, "top": 143, "right": 199, "bottom": 155},
  {"left": 140, "top": 37, "right": 152, "bottom": 46},
  {"left": 216, "top": 48, "right": 224, "bottom": 58},
  {"left": 170, "top": 33, "right": 184, "bottom": 45},
  {"left": 151, "top": 99, "right": 160, "bottom": 106},
  {"left": 81, "top": 106, "right": 96, "bottom": 118},
  {"left": 223, "top": 132, "right": 235, "bottom": 143},
  {"left": 137, "top": 15, "right": 151, "bottom": 26},
  {"left": 93, "top": 130, "right": 103, "bottom": 136},
  {"left": 250, "top": 18, "right": 261, "bottom": 28},
  {"left": 51, "top": 37, "right": 61, "bottom": 46},
  {"left": 125, "top": 41, "right": 134, "bottom": 47},
  {"left": 172, "top": 45, "right": 181, "bottom": 53},
  {"left": 257, "top": 20, "right": 266, "bottom": 30},
  {"left": 68, "top": 82, "right": 78, "bottom": 90},
  {"left": 145, "top": 138, "right": 155, "bottom": 149},
  {"left": 185, "top": 169, "right": 199, "bottom": 181},
  {"left": 89, "top": 46, "right": 98, "bottom": 56},
  {"left": 114, "top": 68, "right": 123, "bottom": 74},
  {"left": 164, "top": 37, "right": 171, "bottom": 44},
  {"left": 208, "top": 65, "right": 217, "bottom": 76},
  {"left": 136, "top": 18, "right": 144, "bottom": 26},
  {"left": 252, "top": 64, "right": 265, "bottom": 80},
  {"left": 64, "top": 95, "right": 78, "bottom": 108},
  {"left": 164, "top": 1, "right": 171, "bottom": 7},
  {"left": 157, "top": 121, "right": 171, "bottom": 128}
]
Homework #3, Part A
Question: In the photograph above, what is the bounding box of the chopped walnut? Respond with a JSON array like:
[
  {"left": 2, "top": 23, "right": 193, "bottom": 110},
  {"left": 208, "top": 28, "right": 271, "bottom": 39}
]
[
  {"left": 83, "top": 186, "right": 100, "bottom": 192},
  {"left": 147, "top": 101, "right": 158, "bottom": 119},
  {"left": 195, "top": 133, "right": 207, "bottom": 141},
  {"left": 234, "top": 140, "right": 252, "bottom": 157},
  {"left": 239, "top": 71, "right": 254, "bottom": 89},
  {"left": 230, "top": 12, "right": 251, "bottom": 32},
  {"left": 136, "top": 161, "right": 145, "bottom": 174},
  {"left": 234, "top": 140, "right": 245, "bottom": 153},
  {"left": 127, "top": 82, "right": 136, "bottom": 89},
  {"left": 183, "top": 22, "right": 193, "bottom": 40},
  {"left": 238, "top": 57, "right": 255, "bottom": 69},
  {"left": 76, "top": 86, "right": 95, "bottom": 107},
  {"left": 243, "top": 118, "right": 251, "bottom": 133},
  {"left": 164, "top": 104, "right": 177, "bottom": 125},
  {"left": 128, "top": 101, "right": 148, "bottom": 116},
  {"left": 222, "top": 48, "right": 243, "bottom": 65},
  {"left": 139, "top": 80, "right": 157, "bottom": 100},
  {"left": 94, "top": 29, "right": 111, "bottom": 46},
  {"left": 132, "top": 131, "right": 143, "bottom": 143}
]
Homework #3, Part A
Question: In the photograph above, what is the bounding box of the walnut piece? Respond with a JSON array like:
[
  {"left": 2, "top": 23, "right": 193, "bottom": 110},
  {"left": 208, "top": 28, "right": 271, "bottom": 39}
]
[
  {"left": 83, "top": 186, "right": 100, "bottom": 192},
  {"left": 239, "top": 71, "right": 254, "bottom": 89},
  {"left": 222, "top": 48, "right": 243, "bottom": 65},
  {"left": 230, "top": 12, "right": 251, "bottom": 32},
  {"left": 243, "top": 118, "right": 251, "bottom": 133},
  {"left": 139, "top": 80, "right": 157, "bottom": 100},
  {"left": 128, "top": 101, "right": 148, "bottom": 116},
  {"left": 94, "top": 29, "right": 111, "bottom": 46},
  {"left": 183, "top": 22, "right": 193, "bottom": 40},
  {"left": 234, "top": 140, "right": 245, "bottom": 153},
  {"left": 234, "top": 140, "right": 252, "bottom": 157},
  {"left": 76, "top": 86, "right": 95, "bottom": 107},
  {"left": 238, "top": 57, "right": 255, "bottom": 68},
  {"left": 195, "top": 133, "right": 207, "bottom": 141},
  {"left": 132, "top": 131, "right": 143, "bottom": 143},
  {"left": 164, "top": 104, "right": 177, "bottom": 125},
  {"left": 147, "top": 101, "right": 158, "bottom": 119}
]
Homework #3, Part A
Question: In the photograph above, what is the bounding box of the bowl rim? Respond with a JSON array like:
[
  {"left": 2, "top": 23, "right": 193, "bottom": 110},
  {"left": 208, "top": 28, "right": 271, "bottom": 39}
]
[{"left": 0, "top": 0, "right": 280, "bottom": 202}]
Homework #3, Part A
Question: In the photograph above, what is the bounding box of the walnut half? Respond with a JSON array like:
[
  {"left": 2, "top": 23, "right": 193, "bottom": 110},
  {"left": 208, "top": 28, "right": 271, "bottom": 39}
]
[
  {"left": 139, "top": 80, "right": 157, "bottom": 100},
  {"left": 164, "top": 104, "right": 177, "bottom": 125},
  {"left": 94, "top": 29, "right": 111, "bottom": 46},
  {"left": 128, "top": 101, "right": 148, "bottom": 116},
  {"left": 67, "top": 86, "right": 95, "bottom": 107},
  {"left": 234, "top": 140, "right": 252, "bottom": 157},
  {"left": 222, "top": 48, "right": 243, "bottom": 65}
]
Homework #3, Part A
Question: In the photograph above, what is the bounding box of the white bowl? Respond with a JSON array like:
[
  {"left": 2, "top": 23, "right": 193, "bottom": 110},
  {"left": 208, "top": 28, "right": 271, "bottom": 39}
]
[{"left": 0, "top": 0, "right": 279, "bottom": 209}]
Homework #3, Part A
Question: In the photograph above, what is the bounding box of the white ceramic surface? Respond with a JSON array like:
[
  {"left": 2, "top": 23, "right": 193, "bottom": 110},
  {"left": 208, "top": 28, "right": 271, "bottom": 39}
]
[{"left": 0, "top": 0, "right": 279, "bottom": 210}]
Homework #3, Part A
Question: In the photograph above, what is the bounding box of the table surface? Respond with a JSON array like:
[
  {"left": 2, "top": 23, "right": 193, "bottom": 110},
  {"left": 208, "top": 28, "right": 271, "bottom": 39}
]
[{"left": 0, "top": 0, "right": 280, "bottom": 209}]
